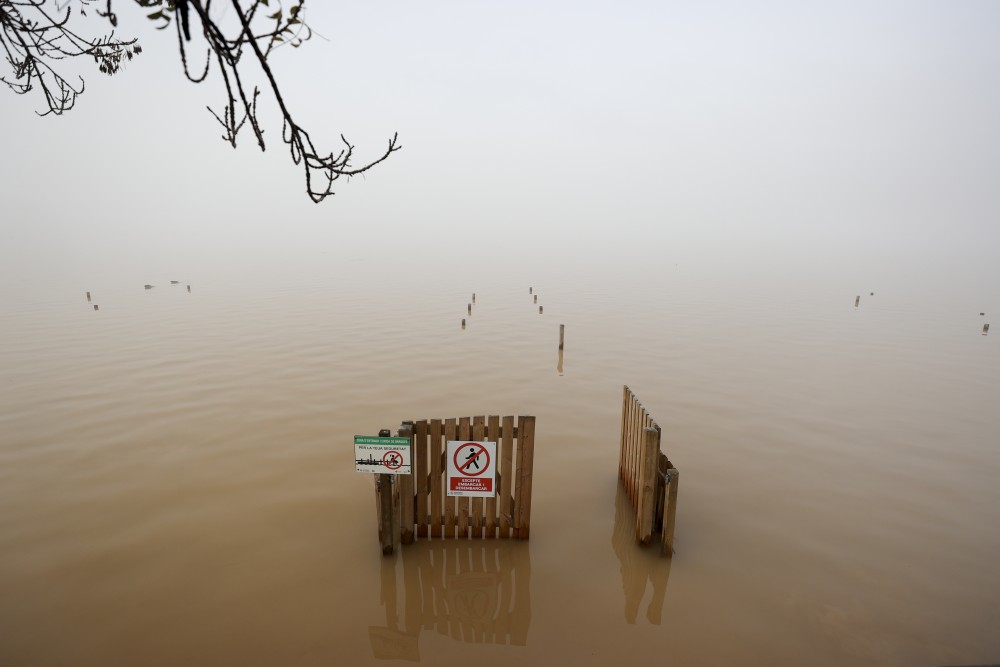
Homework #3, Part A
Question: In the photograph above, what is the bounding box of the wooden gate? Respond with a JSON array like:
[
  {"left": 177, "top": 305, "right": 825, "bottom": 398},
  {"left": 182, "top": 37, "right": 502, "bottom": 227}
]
[
  {"left": 619, "top": 386, "right": 678, "bottom": 555},
  {"left": 375, "top": 415, "right": 536, "bottom": 553}
]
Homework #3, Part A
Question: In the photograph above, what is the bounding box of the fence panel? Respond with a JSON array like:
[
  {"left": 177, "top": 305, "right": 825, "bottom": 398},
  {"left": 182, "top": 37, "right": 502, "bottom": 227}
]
[
  {"left": 377, "top": 415, "right": 535, "bottom": 551},
  {"left": 618, "top": 386, "right": 678, "bottom": 555}
]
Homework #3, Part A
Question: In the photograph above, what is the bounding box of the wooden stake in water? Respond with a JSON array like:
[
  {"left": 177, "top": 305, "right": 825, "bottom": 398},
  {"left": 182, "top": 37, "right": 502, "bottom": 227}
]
[
  {"left": 93, "top": 304, "right": 99, "bottom": 311},
  {"left": 187, "top": 285, "right": 191, "bottom": 293},
  {"left": 472, "top": 293, "right": 476, "bottom": 304},
  {"left": 534, "top": 295, "right": 538, "bottom": 304},
  {"left": 529, "top": 287, "right": 532, "bottom": 294},
  {"left": 984, "top": 323, "right": 990, "bottom": 336},
  {"left": 539, "top": 306, "right": 543, "bottom": 314},
  {"left": 86, "top": 291, "right": 91, "bottom": 302},
  {"left": 854, "top": 295, "right": 860, "bottom": 308},
  {"left": 559, "top": 324, "right": 565, "bottom": 350},
  {"left": 468, "top": 303, "right": 472, "bottom": 315}
]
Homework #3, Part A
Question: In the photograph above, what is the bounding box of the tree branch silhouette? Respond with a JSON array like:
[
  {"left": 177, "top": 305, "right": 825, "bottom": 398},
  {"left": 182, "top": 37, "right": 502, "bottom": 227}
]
[{"left": 0, "top": 0, "right": 400, "bottom": 202}]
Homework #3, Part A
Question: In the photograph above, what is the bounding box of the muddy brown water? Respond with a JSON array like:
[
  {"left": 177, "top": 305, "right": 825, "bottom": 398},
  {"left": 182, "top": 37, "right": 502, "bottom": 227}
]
[{"left": 1, "top": 263, "right": 997, "bottom": 666}]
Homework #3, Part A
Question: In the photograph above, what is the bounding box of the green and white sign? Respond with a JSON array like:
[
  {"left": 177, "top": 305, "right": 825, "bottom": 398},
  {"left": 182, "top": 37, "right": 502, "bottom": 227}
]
[{"left": 355, "top": 435, "right": 412, "bottom": 475}]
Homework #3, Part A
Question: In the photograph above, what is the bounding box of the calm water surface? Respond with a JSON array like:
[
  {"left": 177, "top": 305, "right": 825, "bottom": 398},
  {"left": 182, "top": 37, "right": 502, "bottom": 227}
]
[{"left": 1, "top": 258, "right": 997, "bottom": 666}]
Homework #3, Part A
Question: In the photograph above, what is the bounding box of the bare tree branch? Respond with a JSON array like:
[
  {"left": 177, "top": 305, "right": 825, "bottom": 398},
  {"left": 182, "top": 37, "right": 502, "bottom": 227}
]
[{"left": 1, "top": 0, "right": 399, "bottom": 202}]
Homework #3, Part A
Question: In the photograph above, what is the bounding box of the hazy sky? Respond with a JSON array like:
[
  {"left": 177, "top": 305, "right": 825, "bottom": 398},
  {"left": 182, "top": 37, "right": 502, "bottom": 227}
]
[{"left": 2, "top": 1, "right": 998, "bottom": 294}]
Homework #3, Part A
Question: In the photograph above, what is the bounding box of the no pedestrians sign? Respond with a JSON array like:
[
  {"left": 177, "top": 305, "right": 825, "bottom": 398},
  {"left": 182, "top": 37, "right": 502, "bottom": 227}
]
[{"left": 447, "top": 440, "right": 497, "bottom": 497}]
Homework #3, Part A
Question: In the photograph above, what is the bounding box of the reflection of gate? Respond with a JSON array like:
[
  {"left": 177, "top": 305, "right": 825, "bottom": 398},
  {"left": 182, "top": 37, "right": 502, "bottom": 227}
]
[
  {"left": 619, "top": 386, "right": 678, "bottom": 555},
  {"left": 369, "top": 540, "right": 532, "bottom": 659},
  {"left": 611, "top": 483, "right": 671, "bottom": 624},
  {"left": 375, "top": 416, "right": 536, "bottom": 553}
]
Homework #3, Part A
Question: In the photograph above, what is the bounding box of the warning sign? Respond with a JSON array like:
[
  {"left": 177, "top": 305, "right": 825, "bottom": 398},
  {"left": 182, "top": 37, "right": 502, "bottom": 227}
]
[
  {"left": 447, "top": 440, "right": 496, "bottom": 497},
  {"left": 355, "top": 436, "right": 411, "bottom": 475}
]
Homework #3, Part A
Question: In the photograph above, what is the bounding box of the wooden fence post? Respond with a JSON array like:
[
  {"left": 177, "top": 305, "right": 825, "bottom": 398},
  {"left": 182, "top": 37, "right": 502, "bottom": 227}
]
[
  {"left": 662, "top": 468, "right": 679, "bottom": 556},
  {"left": 515, "top": 416, "right": 536, "bottom": 539},
  {"left": 377, "top": 473, "right": 394, "bottom": 555},
  {"left": 398, "top": 422, "right": 415, "bottom": 545}
]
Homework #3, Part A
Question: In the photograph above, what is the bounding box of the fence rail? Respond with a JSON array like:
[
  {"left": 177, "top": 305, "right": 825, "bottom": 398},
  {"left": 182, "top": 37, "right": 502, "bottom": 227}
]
[
  {"left": 376, "top": 415, "right": 536, "bottom": 553},
  {"left": 618, "top": 385, "right": 678, "bottom": 555}
]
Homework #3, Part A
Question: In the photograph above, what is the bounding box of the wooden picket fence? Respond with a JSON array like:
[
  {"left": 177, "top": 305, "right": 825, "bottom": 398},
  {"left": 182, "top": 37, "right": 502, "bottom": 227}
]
[
  {"left": 375, "top": 415, "right": 536, "bottom": 553},
  {"left": 619, "top": 385, "right": 678, "bottom": 555}
]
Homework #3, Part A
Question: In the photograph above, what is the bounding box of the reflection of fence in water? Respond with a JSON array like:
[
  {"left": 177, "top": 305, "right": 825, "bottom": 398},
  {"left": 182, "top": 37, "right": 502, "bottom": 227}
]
[
  {"left": 611, "top": 483, "right": 671, "bottom": 624},
  {"left": 370, "top": 541, "right": 532, "bottom": 660}
]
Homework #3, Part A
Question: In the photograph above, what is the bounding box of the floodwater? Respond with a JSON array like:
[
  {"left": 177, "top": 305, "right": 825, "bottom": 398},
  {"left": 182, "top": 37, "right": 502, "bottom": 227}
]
[{"left": 1, "top": 256, "right": 998, "bottom": 667}]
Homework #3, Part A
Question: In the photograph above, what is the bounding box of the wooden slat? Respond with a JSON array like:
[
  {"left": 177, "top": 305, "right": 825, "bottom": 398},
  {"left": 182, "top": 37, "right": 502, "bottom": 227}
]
[
  {"left": 654, "top": 451, "right": 668, "bottom": 531},
  {"left": 515, "top": 415, "right": 535, "bottom": 539},
  {"left": 444, "top": 418, "right": 457, "bottom": 538},
  {"left": 637, "top": 427, "right": 658, "bottom": 544},
  {"left": 398, "top": 423, "right": 415, "bottom": 545},
  {"left": 500, "top": 415, "right": 514, "bottom": 538},
  {"left": 430, "top": 419, "right": 443, "bottom": 538},
  {"left": 619, "top": 385, "right": 629, "bottom": 482},
  {"left": 415, "top": 420, "right": 429, "bottom": 538},
  {"left": 485, "top": 415, "right": 500, "bottom": 538},
  {"left": 662, "top": 467, "right": 679, "bottom": 556},
  {"left": 457, "top": 417, "right": 471, "bottom": 538},
  {"left": 471, "top": 415, "right": 486, "bottom": 538},
  {"left": 629, "top": 390, "right": 639, "bottom": 503},
  {"left": 623, "top": 388, "right": 632, "bottom": 497},
  {"left": 630, "top": 391, "right": 641, "bottom": 504}
]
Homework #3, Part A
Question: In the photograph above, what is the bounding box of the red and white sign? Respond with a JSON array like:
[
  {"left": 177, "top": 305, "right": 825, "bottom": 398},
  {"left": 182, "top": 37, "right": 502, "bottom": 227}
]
[{"left": 447, "top": 440, "right": 497, "bottom": 497}]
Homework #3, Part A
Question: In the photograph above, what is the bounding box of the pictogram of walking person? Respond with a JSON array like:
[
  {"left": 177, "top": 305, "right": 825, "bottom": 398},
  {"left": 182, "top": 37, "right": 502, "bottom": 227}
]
[{"left": 464, "top": 446, "right": 481, "bottom": 470}]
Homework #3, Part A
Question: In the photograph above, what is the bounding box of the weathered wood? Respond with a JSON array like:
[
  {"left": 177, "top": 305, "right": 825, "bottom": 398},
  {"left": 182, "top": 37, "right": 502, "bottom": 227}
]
[
  {"left": 377, "top": 473, "right": 394, "bottom": 555},
  {"left": 486, "top": 415, "right": 500, "bottom": 537},
  {"left": 515, "top": 416, "right": 535, "bottom": 539},
  {"left": 414, "top": 420, "right": 429, "bottom": 538},
  {"left": 472, "top": 415, "right": 486, "bottom": 538},
  {"left": 619, "top": 385, "right": 629, "bottom": 482},
  {"left": 398, "top": 423, "right": 415, "bottom": 545},
  {"left": 444, "top": 418, "right": 458, "bottom": 538},
  {"left": 500, "top": 415, "right": 514, "bottom": 538},
  {"left": 618, "top": 386, "right": 679, "bottom": 556},
  {"left": 637, "top": 427, "right": 659, "bottom": 544},
  {"left": 457, "top": 417, "right": 471, "bottom": 538},
  {"left": 430, "top": 418, "right": 443, "bottom": 538},
  {"left": 662, "top": 468, "right": 679, "bottom": 556},
  {"left": 374, "top": 414, "right": 535, "bottom": 547}
]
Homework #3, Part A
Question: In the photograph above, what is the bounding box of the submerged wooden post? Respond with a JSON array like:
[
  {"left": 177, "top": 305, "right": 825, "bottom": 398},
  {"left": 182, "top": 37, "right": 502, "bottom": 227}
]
[
  {"left": 93, "top": 304, "right": 99, "bottom": 311},
  {"left": 376, "top": 428, "right": 396, "bottom": 555},
  {"left": 984, "top": 323, "right": 990, "bottom": 335},
  {"left": 398, "top": 423, "right": 415, "bottom": 545},
  {"left": 515, "top": 416, "right": 536, "bottom": 539},
  {"left": 854, "top": 295, "right": 860, "bottom": 307},
  {"left": 472, "top": 292, "right": 476, "bottom": 304},
  {"left": 377, "top": 474, "right": 394, "bottom": 555},
  {"left": 500, "top": 415, "right": 515, "bottom": 538},
  {"left": 559, "top": 324, "right": 565, "bottom": 350},
  {"left": 538, "top": 306, "right": 543, "bottom": 314},
  {"left": 662, "top": 468, "right": 679, "bottom": 556},
  {"left": 86, "top": 291, "right": 91, "bottom": 302},
  {"left": 533, "top": 294, "right": 538, "bottom": 304},
  {"left": 468, "top": 303, "right": 472, "bottom": 315}
]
